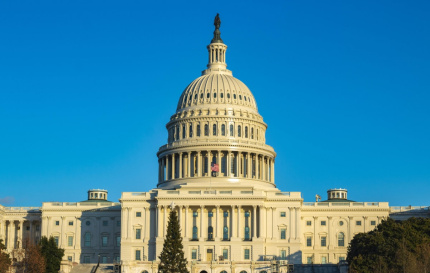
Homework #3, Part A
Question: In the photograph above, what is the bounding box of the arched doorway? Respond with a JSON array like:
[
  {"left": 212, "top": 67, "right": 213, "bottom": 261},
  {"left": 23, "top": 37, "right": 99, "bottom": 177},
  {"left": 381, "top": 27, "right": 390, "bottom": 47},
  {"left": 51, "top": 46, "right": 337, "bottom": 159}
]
[{"left": 200, "top": 271, "right": 208, "bottom": 273}]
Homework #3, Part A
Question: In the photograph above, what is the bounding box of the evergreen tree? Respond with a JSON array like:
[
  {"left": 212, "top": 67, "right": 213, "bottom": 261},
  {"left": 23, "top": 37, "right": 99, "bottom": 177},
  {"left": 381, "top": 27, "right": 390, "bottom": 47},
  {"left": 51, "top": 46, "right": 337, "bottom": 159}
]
[
  {"left": 39, "top": 236, "right": 64, "bottom": 273},
  {"left": 158, "top": 207, "right": 189, "bottom": 273},
  {"left": 0, "top": 239, "right": 11, "bottom": 273}
]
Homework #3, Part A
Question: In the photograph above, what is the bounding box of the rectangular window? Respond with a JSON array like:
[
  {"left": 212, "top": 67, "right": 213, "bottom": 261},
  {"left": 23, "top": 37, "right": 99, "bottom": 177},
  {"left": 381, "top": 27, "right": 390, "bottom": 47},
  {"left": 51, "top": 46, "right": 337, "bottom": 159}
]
[
  {"left": 136, "top": 229, "right": 141, "bottom": 240},
  {"left": 68, "top": 221, "right": 73, "bottom": 226},
  {"left": 68, "top": 236, "right": 73, "bottom": 247},
  {"left": 371, "top": 221, "right": 376, "bottom": 226},
  {"left": 117, "top": 220, "right": 121, "bottom": 227},
  {"left": 84, "top": 233, "right": 91, "bottom": 247},
  {"left": 306, "top": 221, "right": 312, "bottom": 226},
  {"left": 136, "top": 212, "right": 142, "bottom": 217},
  {"left": 191, "top": 249, "right": 197, "bottom": 260},
  {"left": 307, "top": 256, "right": 312, "bottom": 264},
  {"left": 67, "top": 256, "right": 72, "bottom": 261},
  {"left": 102, "top": 256, "right": 107, "bottom": 264},
  {"left": 103, "top": 220, "right": 108, "bottom": 226},
  {"left": 356, "top": 221, "right": 362, "bottom": 226},
  {"left": 306, "top": 236, "right": 312, "bottom": 247},
  {"left": 84, "top": 256, "right": 90, "bottom": 263},
  {"left": 321, "top": 236, "right": 326, "bottom": 247},
  {"left": 223, "top": 249, "right": 228, "bottom": 260},
  {"left": 321, "top": 221, "right": 326, "bottom": 226},
  {"left": 280, "top": 212, "right": 286, "bottom": 217},
  {"left": 102, "top": 236, "right": 108, "bottom": 247},
  {"left": 339, "top": 257, "right": 346, "bottom": 261},
  {"left": 36, "top": 225, "right": 40, "bottom": 231},
  {"left": 280, "top": 228, "right": 286, "bottom": 240},
  {"left": 55, "top": 221, "right": 60, "bottom": 226},
  {"left": 135, "top": 250, "right": 141, "bottom": 261},
  {"left": 244, "top": 249, "right": 250, "bottom": 260},
  {"left": 321, "top": 256, "right": 327, "bottom": 264},
  {"left": 116, "top": 236, "right": 121, "bottom": 247},
  {"left": 54, "top": 236, "right": 59, "bottom": 246},
  {"left": 280, "top": 250, "right": 286, "bottom": 260}
]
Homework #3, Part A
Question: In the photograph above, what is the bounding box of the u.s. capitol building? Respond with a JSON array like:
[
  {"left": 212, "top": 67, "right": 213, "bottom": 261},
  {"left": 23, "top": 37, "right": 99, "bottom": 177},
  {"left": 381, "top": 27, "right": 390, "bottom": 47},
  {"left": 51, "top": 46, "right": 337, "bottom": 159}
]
[{"left": 0, "top": 15, "right": 428, "bottom": 273}]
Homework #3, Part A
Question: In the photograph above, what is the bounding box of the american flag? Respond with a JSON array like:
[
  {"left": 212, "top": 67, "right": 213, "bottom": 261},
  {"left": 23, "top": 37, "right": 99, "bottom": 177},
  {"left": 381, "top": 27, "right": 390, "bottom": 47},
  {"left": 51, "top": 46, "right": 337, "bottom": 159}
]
[{"left": 211, "top": 163, "right": 219, "bottom": 172}]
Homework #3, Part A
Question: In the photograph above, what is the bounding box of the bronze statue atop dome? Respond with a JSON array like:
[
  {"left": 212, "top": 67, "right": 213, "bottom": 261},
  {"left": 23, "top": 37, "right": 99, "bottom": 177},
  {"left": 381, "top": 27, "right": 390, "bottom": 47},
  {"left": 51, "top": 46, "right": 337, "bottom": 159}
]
[{"left": 211, "top": 13, "right": 223, "bottom": 43}]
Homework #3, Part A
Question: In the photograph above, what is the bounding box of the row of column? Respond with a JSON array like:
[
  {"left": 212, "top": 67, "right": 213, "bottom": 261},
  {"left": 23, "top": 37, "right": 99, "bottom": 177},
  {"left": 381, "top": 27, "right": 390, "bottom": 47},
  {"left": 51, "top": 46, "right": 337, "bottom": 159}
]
[
  {"left": 154, "top": 205, "right": 293, "bottom": 241},
  {"left": 0, "top": 220, "right": 41, "bottom": 250},
  {"left": 158, "top": 151, "right": 274, "bottom": 183},
  {"left": 209, "top": 46, "right": 226, "bottom": 64}
]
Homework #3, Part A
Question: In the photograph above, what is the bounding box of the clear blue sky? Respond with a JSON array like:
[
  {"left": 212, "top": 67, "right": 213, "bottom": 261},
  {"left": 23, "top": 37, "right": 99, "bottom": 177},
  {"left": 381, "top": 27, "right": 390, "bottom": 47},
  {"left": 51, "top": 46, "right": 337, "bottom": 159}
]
[{"left": 1, "top": 0, "right": 429, "bottom": 207}]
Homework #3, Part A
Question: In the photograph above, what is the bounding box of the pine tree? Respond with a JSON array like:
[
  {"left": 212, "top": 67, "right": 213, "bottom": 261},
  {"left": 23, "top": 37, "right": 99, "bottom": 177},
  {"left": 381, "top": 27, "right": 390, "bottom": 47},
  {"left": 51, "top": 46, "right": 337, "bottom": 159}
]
[
  {"left": 158, "top": 207, "right": 189, "bottom": 273},
  {"left": 39, "top": 236, "right": 64, "bottom": 273}
]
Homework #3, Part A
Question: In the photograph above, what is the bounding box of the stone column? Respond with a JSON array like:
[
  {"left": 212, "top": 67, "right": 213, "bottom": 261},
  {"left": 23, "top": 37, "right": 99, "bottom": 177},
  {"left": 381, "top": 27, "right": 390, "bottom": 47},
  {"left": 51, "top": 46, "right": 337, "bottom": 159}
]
[
  {"left": 247, "top": 153, "right": 251, "bottom": 178},
  {"left": 271, "top": 208, "right": 275, "bottom": 239},
  {"left": 328, "top": 216, "right": 332, "bottom": 248},
  {"left": 206, "top": 151, "right": 211, "bottom": 176},
  {"left": 60, "top": 217, "right": 65, "bottom": 247},
  {"left": 75, "top": 217, "right": 81, "bottom": 249},
  {"left": 348, "top": 216, "right": 353, "bottom": 243},
  {"left": 256, "top": 155, "right": 259, "bottom": 179},
  {"left": 7, "top": 221, "right": 13, "bottom": 249},
  {"left": 179, "top": 153, "right": 183, "bottom": 178},
  {"left": 271, "top": 159, "right": 275, "bottom": 183},
  {"left": 227, "top": 152, "right": 231, "bottom": 177},
  {"left": 231, "top": 205, "right": 235, "bottom": 238},
  {"left": 363, "top": 216, "right": 368, "bottom": 233},
  {"left": 259, "top": 206, "right": 265, "bottom": 239},
  {"left": 121, "top": 207, "right": 127, "bottom": 239},
  {"left": 145, "top": 207, "right": 150, "bottom": 240},
  {"left": 184, "top": 206, "right": 189, "bottom": 239},
  {"left": 252, "top": 205, "right": 257, "bottom": 239},
  {"left": 235, "top": 152, "right": 239, "bottom": 177},
  {"left": 313, "top": 216, "right": 317, "bottom": 249},
  {"left": 237, "top": 205, "right": 241, "bottom": 238},
  {"left": 163, "top": 206, "right": 167, "bottom": 237},
  {"left": 262, "top": 157, "right": 266, "bottom": 181},
  {"left": 165, "top": 155, "right": 170, "bottom": 180},
  {"left": 172, "top": 153, "right": 176, "bottom": 179},
  {"left": 216, "top": 205, "right": 220, "bottom": 239},
  {"left": 289, "top": 208, "right": 293, "bottom": 241},
  {"left": 127, "top": 208, "right": 132, "bottom": 240},
  {"left": 218, "top": 151, "right": 222, "bottom": 177},
  {"left": 295, "top": 208, "right": 299, "bottom": 239},
  {"left": 200, "top": 205, "right": 204, "bottom": 239},
  {"left": 188, "top": 152, "right": 192, "bottom": 177}
]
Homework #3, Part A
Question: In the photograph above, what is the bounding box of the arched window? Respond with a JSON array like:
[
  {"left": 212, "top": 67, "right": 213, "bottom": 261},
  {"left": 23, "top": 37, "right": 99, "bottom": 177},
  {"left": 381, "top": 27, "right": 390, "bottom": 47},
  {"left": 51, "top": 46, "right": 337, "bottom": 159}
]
[
  {"left": 245, "top": 126, "right": 248, "bottom": 138},
  {"left": 182, "top": 124, "right": 186, "bottom": 139},
  {"left": 194, "top": 94, "right": 197, "bottom": 100},
  {"left": 240, "top": 271, "right": 247, "bottom": 273},
  {"left": 338, "top": 232, "right": 345, "bottom": 247},
  {"left": 256, "top": 129, "right": 259, "bottom": 140},
  {"left": 204, "top": 124, "right": 209, "bottom": 136},
  {"left": 189, "top": 124, "right": 193, "bottom": 137},
  {"left": 142, "top": 271, "right": 149, "bottom": 273},
  {"left": 197, "top": 124, "right": 201, "bottom": 137},
  {"left": 230, "top": 124, "right": 234, "bottom": 136},
  {"left": 238, "top": 125, "right": 242, "bottom": 137},
  {"left": 213, "top": 124, "right": 217, "bottom": 136},
  {"left": 84, "top": 232, "right": 91, "bottom": 247},
  {"left": 233, "top": 94, "right": 237, "bottom": 99},
  {"left": 244, "top": 226, "right": 250, "bottom": 240},
  {"left": 221, "top": 93, "right": 224, "bottom": 98},
  {"left": 251, "top": 128, "right": 254, "bottom": 139},
  {"left": 220, "top": 271, "right": 228, "bottom": 273},
  {"left": 214, "top": 93, "right": 217, "bottom": 98},
  {"left": 200, "top": 93, "right": 203, "bottom": 99},
  {"left": 239, "top": 95, "right": 242, "bottom": 100},
  {"left": 260, "top": 271, "right": 267, "bottom": 273},
  {"left": 227, "top": 93, "right": 230, "bottom": 99},
  {"left": 221, "top": 124, "right": 226, "bottom": 136},
  {"left": 207, "top": 93, "right": 210, "bottom": 98}
]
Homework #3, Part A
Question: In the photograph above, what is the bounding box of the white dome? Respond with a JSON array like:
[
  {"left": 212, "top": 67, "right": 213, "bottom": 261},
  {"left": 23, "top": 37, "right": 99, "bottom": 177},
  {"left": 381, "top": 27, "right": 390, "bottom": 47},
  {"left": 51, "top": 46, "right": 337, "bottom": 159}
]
[{"left": 176, "top": 73, "right": 258, "bottom": 113}]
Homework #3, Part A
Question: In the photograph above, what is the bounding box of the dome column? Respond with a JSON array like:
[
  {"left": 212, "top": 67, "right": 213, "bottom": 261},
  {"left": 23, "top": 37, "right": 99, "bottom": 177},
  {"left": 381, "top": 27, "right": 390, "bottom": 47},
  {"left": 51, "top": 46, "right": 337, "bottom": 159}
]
[
  {"left": 187, "top": 152, "right": 191, "bottom": 178},
  {"left": 179, "top": 153, "right": 182, "bottom": 178},
  {"left": 262, "top": 156, "right": 266, "bottom": 181},
  {"left": 197, "top": 152, "right": 202, "bottom": 177},
  {"left": 165, "top": 156, "right": 170, "bottom": 181},
  {"left": 171, "top": 154, "right": 175, "bottom": 180}
]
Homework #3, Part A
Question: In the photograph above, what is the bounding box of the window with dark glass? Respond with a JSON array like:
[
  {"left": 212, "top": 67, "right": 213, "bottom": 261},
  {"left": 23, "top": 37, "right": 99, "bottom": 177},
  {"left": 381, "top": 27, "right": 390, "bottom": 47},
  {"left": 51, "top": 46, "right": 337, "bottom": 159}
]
[
  {"left": 204, "top": 124, "right": 209, "bottom": 136},
  {"left": 280, "top": 229, "right": 286, "bottom": 239},
  {"left": 223, "top": 249, "right": 228, "bottom": 259},
  {"left": 245, "top": 126, "right": 248, "bottom": 138},
  {"left": 182, "top": 124, "right": 186, "bottom": 139},
  {"left": 244, "top": 249, "right": 250, "bottom": 259},
  {"left": 192, "top": 211, "right": 198, "bottom": 240},
  {"left": 208, "top": 212, "right": 214, "bottom": 240},
  {"left": 189, "top": 124, "right": 193, "bottom": 137},
  {"left": 213, "top": 124, "right": 217, "bottom": 136},
  {"left": 244, "top": 211, "right": 250, "bottom": 240},
  {"left": 84, "top": 232, "right": 91, "bottom": 247},
  {"left": 238, "top": 125, "right": 241, "bottom": 137},
  {"left": 223, "top": 211, "right": 229, "bottom": 240},
  {"left": 306, "top": 236, "right": 312, "bottom": 247},
  {"left": 191, "top": 249, "right": 197, "bottom": 260},
  {"left": 338, "top": 232, "right": 345, "bottom": 247},
  {"left": 197, "top": 124, "right": 200, "bottom": 137},
  {"left": 230, "top": 124, "right": 234, "bottom": 136},
  {"left": 321, "top": 236, "right": 326, "bottom": 247},
  {"left": 136, "top": 229, "right": 141, "bottom": 240},
  {"left": 221, "top": 124, "right": 226, "bottom": 136}
]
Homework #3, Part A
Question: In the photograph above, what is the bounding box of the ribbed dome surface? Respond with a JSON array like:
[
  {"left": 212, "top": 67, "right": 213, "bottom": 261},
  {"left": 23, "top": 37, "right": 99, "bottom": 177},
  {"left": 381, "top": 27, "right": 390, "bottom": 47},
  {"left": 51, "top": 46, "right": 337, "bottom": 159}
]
[{"left": 176, "top": 73, "right": 258, "bottom": 113}]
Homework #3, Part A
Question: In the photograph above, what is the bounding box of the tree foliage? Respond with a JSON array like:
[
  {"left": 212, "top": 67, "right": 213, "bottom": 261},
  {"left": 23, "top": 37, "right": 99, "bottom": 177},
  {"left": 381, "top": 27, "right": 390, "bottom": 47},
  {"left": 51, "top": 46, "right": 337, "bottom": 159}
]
[
  {"left": 347, "top": 217, "right": 430, "bottom": 273},
  {"left": 158, "top": 209, "right": 189, "bottom": 273},
  {"left": 0, "top": 239, "right": 11, "bottom": 273},
  {"left": 15, "top": 239, "right": 46, "bottom": 273},
  {"left": 39, "top": 236, "right": 64, "bottom": 273}
]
